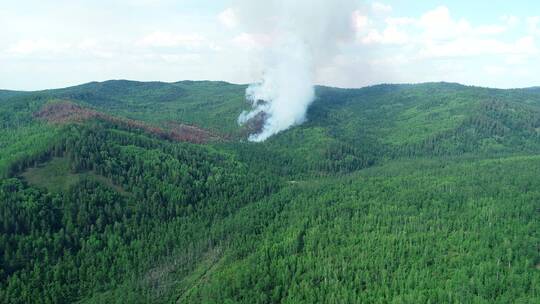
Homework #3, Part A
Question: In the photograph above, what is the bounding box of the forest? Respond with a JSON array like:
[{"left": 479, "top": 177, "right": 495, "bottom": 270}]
[{"left": 0, "top": 80, "right": 538, "bottom": 303}]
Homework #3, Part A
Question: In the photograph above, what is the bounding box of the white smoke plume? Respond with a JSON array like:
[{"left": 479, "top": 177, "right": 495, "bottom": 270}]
[{"left": 236, "top": 0, "right": 358, "bottom": 142}]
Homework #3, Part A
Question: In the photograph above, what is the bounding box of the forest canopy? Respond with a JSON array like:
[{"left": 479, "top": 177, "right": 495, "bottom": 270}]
[{"left": 0, "top": 81, "right": 538, "bottom": 303}]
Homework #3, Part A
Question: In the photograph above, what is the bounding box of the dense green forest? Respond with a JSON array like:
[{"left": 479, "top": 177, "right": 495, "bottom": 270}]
[{"left": 0, "top": 80, "right": 539, "bottom": 303}]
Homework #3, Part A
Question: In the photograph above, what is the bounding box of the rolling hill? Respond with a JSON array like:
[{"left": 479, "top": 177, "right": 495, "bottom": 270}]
[{"left": 0, "top": 80, "right": 539, "bottom": 303}]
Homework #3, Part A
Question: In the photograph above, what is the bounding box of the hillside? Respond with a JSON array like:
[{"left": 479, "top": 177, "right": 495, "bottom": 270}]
[{"left": 0, "top": 81, "right": 539, "bottom": 303}]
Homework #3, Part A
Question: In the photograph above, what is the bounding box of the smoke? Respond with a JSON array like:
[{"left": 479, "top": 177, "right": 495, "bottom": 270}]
[{"left": 236, "top": 0, "right": 357, "bottom": 142}]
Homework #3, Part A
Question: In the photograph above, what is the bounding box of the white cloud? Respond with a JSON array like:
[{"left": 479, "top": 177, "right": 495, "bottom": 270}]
[
  {"left": 370, "top": 54, "right": 410, "bottom": 66},
  {"left": 501, "top": 15, "right": 520, "bottom": 27},
  {"left": 474, "top": 25, "right": 507, "bottom": 35},
  {"left": 359, "top": 6, "right": 509, "bottom": 46},
  {"left": 3, "top": 37, "right": 118, "bottom": 60},
  {"left": 413, "top": 7, "right": 537, "bottom": 59},
  {"left": 484, "top": 65, "right": 506, "bottom": 76},
  {"left": 76, "top": 39, "right": 115, "bottom": 59},
  {"left": 232, "top": 33, "right": 272, "bottom": 50},
  {"left": 157, "top": 53, "right": 201, "bottom": 63},
  {"left": 136, "top": 31, "right": 206, "bottom": 48},
  {"left": 7, "top": 39, "right": 71, "bottom": 55},
  {"left": 528, "top": 16, "right": 540, "bottom": 35},
  {"left": 77, "top": 38, "right": 99, "bottom": 51},
  {"left": 352, "top": 11, "right": 370, "bottom": 32},
  {"left": 372, "top": 2, "right": 392, "bottom": 14},
  {"left": 505, "top": 55, "right": 528, "bottom": 65},
  {"left": 359, "top": 5, "right": 532, "bottom": 58},
  {"left": 385, "top": 17, "right": 416, "bottom": 26},
  {"left": 218, "top": 8, "right": 238, "bottom": 29},
  {"left": 416, "top": 7, "right": 509, "bottom": 39},
  {"left": 363, "top": 26, "right": 409, "bottom": 45},
  {"left": 418, "top": 6, "right": 472, "bottom": 40},
  {"left": 419, "top": 36, "right": 537, "bottom": 58}
]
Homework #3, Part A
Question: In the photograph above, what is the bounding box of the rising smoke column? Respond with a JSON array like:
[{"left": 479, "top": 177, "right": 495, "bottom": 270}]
[
  {"left": 238, "top": 36, "right": 314, "bottom": 142},
  {"left": 236, "top": 0, "right": 357, "bottom": 142}
]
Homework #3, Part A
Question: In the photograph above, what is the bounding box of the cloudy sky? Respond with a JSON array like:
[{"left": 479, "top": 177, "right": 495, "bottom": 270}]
[{"left": 1, "top": 0, "right": 539, "bottom": 90}]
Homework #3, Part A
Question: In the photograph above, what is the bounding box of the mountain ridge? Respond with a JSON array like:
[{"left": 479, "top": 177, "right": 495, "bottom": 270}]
[{"left": 5, "top": 79, "right": 540, "bottom": 94}]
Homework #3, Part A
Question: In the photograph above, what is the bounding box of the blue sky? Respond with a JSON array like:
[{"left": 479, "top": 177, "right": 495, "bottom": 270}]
[{"left": 1, "top": 0, "right": 539, "bottom": 90}]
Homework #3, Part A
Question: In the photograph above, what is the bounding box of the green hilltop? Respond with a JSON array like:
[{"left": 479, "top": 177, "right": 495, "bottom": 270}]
[{"left": 0, "top": 80, "right": 539, "bottom": 303}]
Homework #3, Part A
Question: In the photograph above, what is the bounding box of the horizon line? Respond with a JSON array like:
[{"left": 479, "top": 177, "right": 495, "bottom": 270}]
[{"left": 2, "top": 79, "right": 539, "bottom": 93}]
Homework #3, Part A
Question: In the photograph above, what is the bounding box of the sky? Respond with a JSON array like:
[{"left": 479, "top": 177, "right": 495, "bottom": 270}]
[{"left": 1, "top": 0, "right": 539, "bottom": 90}]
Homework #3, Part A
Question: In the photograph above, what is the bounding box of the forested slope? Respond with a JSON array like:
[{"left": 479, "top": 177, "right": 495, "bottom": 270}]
[{"left": 0, "top": 81, "right": 539, "bottom": 303}]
